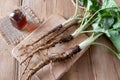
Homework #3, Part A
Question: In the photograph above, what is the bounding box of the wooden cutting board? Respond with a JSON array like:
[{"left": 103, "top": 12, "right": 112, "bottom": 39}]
[{"left": 12, "top": 14, "right": 88, "bottom": 80}]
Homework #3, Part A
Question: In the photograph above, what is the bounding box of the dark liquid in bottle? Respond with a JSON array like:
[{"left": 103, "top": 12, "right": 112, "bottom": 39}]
[{"left": 10, "top": 9, "right": 27, "bottom": 30}]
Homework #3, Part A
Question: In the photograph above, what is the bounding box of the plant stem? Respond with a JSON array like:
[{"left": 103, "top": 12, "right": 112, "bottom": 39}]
[
  {"left": 79, "top": 30, "right": 95, "bottom": 34},
  {"left": 92, "top": 42, "right": 120, "bottom": 59},
  {"left": 71, "top": 6, "right": 119, "bottom": 38},
  {"left": 79, "top": 33, "right": 103, "bottom": 49},
  {"left": 71, "top": 8, "right": 101, "bottom": 38},
  {"left": 71, "top": 16, "right": 96, "bottom": 38},
  {"left": 74, "top": 0, "right": 79, "bottom": 17},
  {"left": 62, "top": 15, "right": 81, "bottom": 26}
]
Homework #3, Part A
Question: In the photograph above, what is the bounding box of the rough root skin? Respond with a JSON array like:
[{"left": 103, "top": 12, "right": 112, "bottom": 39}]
[
  {"left": 20, "top": 19, "right": 78, "bottom": 50},
  {"left": 20, "top": 41, "right": 58, "bottom": 65},
  {"left": 26, "top": 45, "right": 81, "bottom": 80},
  {"left": 50, "top": 24, "right": 63, "bottom": 33},
  {"left": 20, "top": 19, "right": 79, "bottom": 80},
  {"left": 21, "top": 22, "right": 77, "bottom": 64},
  {"left": 59, "top": 35, "right": 73, "bottom": 43},
  {"left": 20, "top": 24, "right": 63, "bottom": 50}
]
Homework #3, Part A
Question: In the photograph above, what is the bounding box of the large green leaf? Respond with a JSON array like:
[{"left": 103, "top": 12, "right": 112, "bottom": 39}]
[
  {"left": 113, "top": 13, "right": 120, "bottom": 29},
  {"left": 102, "top": 0, "right": 118, "bottom": 9},
  {"left": 99, "top": 17, "right": 115, "bottom": 29},
  {"left": 86, "top": 0, "right": 101, "bottom": 12},
  {"left": 91, "top": 0, "right": 120, "bottom": 52},
  {"left": 109, "top": 30, "right": 120, "bottom": 52}
]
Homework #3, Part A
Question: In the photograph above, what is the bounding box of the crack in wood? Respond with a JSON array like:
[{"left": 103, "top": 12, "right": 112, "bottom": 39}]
[
  {"left": 89, "top": 46, "right": 96, "bottom": 80},
  {"left": 20, "top": 0, "right": 23, "bottom": 6},
  {"left": 111, "top": 54, "right": 120, "bottom": 80},
  {"left": 14, "top": 59, "right": 19, "bottom": 80}
]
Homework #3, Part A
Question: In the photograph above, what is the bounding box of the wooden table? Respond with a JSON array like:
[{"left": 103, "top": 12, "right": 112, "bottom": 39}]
[{"left": 0, "top": 0, "right": 120, "bottom": 80}]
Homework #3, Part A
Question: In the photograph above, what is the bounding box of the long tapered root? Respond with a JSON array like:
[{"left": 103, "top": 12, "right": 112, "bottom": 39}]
[
  {"left": 20, "top": 24, "right": 63, "bottom": 50},
  {"left": 20, "top": 41, "right": 59, "bottom": 64},
  {"left": 20, "top": 19, "right": 79, "bottom": 80},
  {"left": 21, "top": 34, "right": 74, "bottom": 65},
  {"left": 20, "top": 19, "right": 78, "bottom": 51},
  {"left": 26, "top": 45, "right": 81, "bottom": 80},
  {"left": 20, "top": 22, "right": 76, "bottom": 64},
  {"left": 20, "top": 57, "right": 32, "bottom": 80}
]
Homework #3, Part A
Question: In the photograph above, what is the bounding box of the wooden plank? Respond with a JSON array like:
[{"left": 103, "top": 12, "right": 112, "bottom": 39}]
[
  {"left": 116, "top": 0, "right": 120, "bottom": 5},
  {"left": 22, "top": 0, "right": 75, "bottom": 20},
  {"left": 0, "top": 0, "right": 20, "bottom": 18},
  {"left": 0, "top": 0, "right": 120, "bottom": 80},
  {"left": 89, "top": 37, "right": 119, "bottom": 80},
  {"left": 61, "top": 51, "right": 95, "bottom": 80},
  {"left": 0, "top": 38, "right": 17, "bottom": 80},
  {"left": 0, "top": 0, "right": 20, "bottom": 80}
]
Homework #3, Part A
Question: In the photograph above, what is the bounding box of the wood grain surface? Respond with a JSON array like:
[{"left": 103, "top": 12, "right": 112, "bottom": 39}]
[{"left": 0, "top": 0, "right": 120, "bottom": 80}]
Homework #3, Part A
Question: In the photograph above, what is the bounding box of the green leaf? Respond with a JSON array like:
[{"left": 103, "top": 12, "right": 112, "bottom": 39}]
[
  {"left": 99, "top": 17, "right": 115, "bottom": 29},
  {"left": 113, "top": 20, "right": 120, "bottom": 29},
  {"left": 108, "top": 30, "right": 120, "bottom": 52},
  {"left": 92, "top": 15, "right": 115, "bottom": 36},
  {"left": 102, "top": 0, "right": 118, "bottom": 9},
  {"left": 113, "top": 13, "right": 120, "bottom": 29},
  {"left": 86, "top": 0, "right": 101, "bottom": 12},
  {"left": 92, "top": 22, "right": 110, "bottom": 37},
  {"left": 82, "top": 0, "right": 120, "bottom": 58}
]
